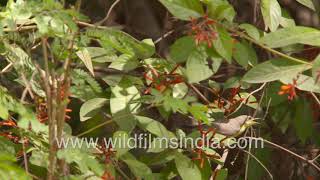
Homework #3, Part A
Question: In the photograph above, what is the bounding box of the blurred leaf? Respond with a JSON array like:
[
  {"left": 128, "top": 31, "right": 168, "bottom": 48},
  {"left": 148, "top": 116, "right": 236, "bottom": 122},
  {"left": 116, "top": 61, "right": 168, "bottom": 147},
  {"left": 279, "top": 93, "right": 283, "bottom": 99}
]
[
  {"left": 0, "top": 137, "right": 31, "bottom": 180},
  {"left": 113, "top": 110, "right": 137, "bottom": 133},
  {"left": 76, "top": 48, "right": 95, "bottom": 76},
  {"left": 233, "top": 41, "right": 258, "bottom": 68},
  {"left": 135, "top": 116, "right": 175, "bottom": 138},
  {"left": 260, "top": 26, "right": 320, "bottom": 48},
  {"left": 312, "top": 55, "right": 320, "bottom": 84},
  {"left": 297, "top": 0, "right": 315, "bottom": 11},
  {"left": 261, "top": 82, "right": 287, "bottom": 107},
  {"left": 294, "top": 98, "right": 313, "bottom": 143},
  {"left": 242, "top": 58, "right": 311, "bottom": 83},
  {"left": 85, "top": 47, "right": 117, "bottom": 63},
  {"left": 70, "top": 69, "right": 103, "bottom": 101},
  {"left": 110, "top": 78, "right": 141, "bottom": 114},
  {"left": 170, "top": 36, "right": 196, "bottom": 63},
  {"left": 186, "top": 49, "right": 214, "bottom": 83},
  {"left": 261, "top": 0, "right": 281, "bottom": 31},
  {"left": 215, "top": 168, "right": 228, "bottom": 180},
  {"left": 248, "top": 147, "right": 271, "bottom": 180},
  {"left": 239, "top": 24, "right": 260, "bottom": 40},
  {"left": 213, "top": 26, "right": 233, "bottom": 63},
  {"left": 57, "top": 148, "right": 104, "bottom": 176},
  {"left": 188, "top": 104, "right": 209, "bottom": 124},
  {"left": 174, "top": 152, "right": 201, "bottom": 180},
  {"left": 113, "top": 131, "right": 132, "bottom": 158},
  {"left": 87, "top": 28, "right": 155, "bottom": 59},
  {"left": 159, "top": 0, "right": 204, "bottom": 20},
  {"left": 80, "top": 98, "right": 108, "bottom": 122},
  {"left": 206, "top": 0, "right": 235, "bottom": 22},
  {"left": 108, "top": 53, "right": 139, "bottom": 72},
  {"left": 120, "top": 152, "right": 152, "bottom": 178}
]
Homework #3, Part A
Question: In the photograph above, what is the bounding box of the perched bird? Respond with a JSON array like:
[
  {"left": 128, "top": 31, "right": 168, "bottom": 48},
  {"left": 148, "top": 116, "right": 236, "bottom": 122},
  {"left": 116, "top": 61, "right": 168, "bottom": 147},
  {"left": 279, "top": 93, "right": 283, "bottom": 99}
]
[{"left": 211, "top": 115, "right": 258, "bottom": 137}]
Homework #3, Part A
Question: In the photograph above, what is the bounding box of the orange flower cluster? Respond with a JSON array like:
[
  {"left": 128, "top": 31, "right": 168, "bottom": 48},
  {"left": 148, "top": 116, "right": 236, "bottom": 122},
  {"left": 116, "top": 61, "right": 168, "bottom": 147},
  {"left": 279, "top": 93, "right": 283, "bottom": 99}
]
[
  {"left": 36, "top": 85, "right": 72, "bottom": 123},
  {"left": 144, "top": 64, "right": 184, "bottom": 94},
  {"left": 192, "top": 121, "right": 220, "bottom": 168},
  {"left": 190, "top": 15, "right": 217, "bottom": 48},
  {"left": 278, "top": 83, "right": 297, "bottom": 101}
]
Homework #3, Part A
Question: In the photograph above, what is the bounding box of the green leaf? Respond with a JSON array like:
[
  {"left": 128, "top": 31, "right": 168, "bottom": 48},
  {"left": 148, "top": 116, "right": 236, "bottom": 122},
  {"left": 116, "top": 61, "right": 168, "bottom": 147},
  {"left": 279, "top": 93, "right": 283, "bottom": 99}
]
[
  {"left": 297, "top": 0, "right": 315, "bottom": 11},
  {"left": 120, "top": 152, "right": 152, "bottom": 178},
  {"left": 239, "top": 24, "right": 260, "bottom": 40},
  {"left": 76, "top": 48, "right": 95, "bottom": 76},
  {"left": 172, "top": 83, "right": 188, "bottom": 98},
  {"left": 0, "top": 104, "right": 9, "bottom": 119},
  {"left": 174, "top": 152, "right": 201, "bottom": 180},
  {"left": 87, "top": 28, "right": 155, "bottom": 59},
  {"left": 294, "top": 98, "right": 313, "bottom": 143},
  {"left": 170, "top": 36, "right": 196, "bottom": 63},
  {"left": 85, "top": 47, "right": 117, "bottom": 63},
  {"left": 206, "top": 0, "right": 235, "bottom": 22},
  {"left": 186, "top": 49, "right": 214, "bottom": 83},
  {"left": 188, "top": 104, "right": 209, "bottom": 124},
  {"left": 0, "top": 137, "right": 31, "bottom": 180},
  {"left": 233, "top": 41, "right": 258, "bottom": 68},
  {"left": 80, "top": 98, "right": 108, "bottom": 122},
  {"left": 159, "top": 0, "right": 204, "bottom": 21},
  {"left": 242, "top": 58, "right": 311, "bottom": 83},
  {"left": 213, "top": 26, "right": 233, "bottom": 63},
  {"left": 312, "top": 55, "right": 320, "bottom": 83},
  {"left": 108, "top": 53, "right": 139, "bottom": 72},
  {"left": 113, "top": 131, "right": 132, "bottom": 158},
  {"left": 113, "top": 110, "right": 137, "bottom": 133},
  {"left": 110, "top": 78, "right": 141, "bottom": 114},
  {"left": 135, "top": 116, "right": 175, "bottom": 138},
  {"left": 260, "top": 26, "right": 320, "bottom": 48},
  {"left": 261, "top": 0, "right": 281, "bottom": 31},
  {"left": 215, "top": 168, "right": 228, "bottom": 180},
  {"left": 57, "top": 148, "right": 104, "bottom": 176},
  {"left": 71, "top": 69, "right": 103, "bottom": 101}
]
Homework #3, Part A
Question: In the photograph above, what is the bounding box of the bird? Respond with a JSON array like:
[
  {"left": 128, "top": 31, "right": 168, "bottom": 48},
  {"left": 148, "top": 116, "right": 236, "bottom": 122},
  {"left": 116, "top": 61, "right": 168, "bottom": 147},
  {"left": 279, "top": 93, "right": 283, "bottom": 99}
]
[
  {"left": 184, "top": 115, "right": 258, "bottom": 137},
  {"left": 211, "top": 115, "right": 258, "bottom": 137}
]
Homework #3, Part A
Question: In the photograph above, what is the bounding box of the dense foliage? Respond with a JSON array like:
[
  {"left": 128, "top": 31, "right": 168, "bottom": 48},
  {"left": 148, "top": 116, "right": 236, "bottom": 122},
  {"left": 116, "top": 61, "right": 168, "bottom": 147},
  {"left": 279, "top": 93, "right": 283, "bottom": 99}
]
[{"left": 0, "top": 0, "right": 320, "bottom": 179}]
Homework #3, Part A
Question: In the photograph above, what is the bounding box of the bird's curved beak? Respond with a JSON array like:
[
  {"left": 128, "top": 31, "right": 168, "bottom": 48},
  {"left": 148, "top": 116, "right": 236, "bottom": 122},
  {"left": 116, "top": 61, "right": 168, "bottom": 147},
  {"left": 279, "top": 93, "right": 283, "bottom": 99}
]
[{"left": 244, "top": 119, "right": 259, "bottom": 128}]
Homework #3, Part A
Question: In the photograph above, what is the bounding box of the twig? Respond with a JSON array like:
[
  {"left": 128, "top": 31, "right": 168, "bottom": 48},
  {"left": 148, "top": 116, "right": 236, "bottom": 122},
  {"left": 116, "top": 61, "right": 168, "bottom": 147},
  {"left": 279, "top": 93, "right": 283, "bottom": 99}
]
[
  {"left": 20, "top": 72, "right": 35, "bottom": 102},
  {"left": 310, "top": 92, "right": 320, "bottom": 106},
  {"left": 228, "top": 83, "right": 266, "bottom": 117},
  {"left": 186, "top": 83, "right": 211, "bottom": 104},
  {"left": 1, "top": 62, "right": 13, "bottom": 73},
  {"left": 96, "top": 0, "right": 121, "bottom": 25},
  {"left": 22, "top": 137, "right": 29, "bottom": 174},
  {"left": 155, "top": 29, "right": 175, "bottom": 44},
  {"left": 76, "top": 119, "right": 114, "bottom": 137},
  {"left": 242, "top": 149, "right": 273, "bottom": 179},
  {"left": 248, "top": 137, "right": 320, "bottom": 172},
  {"left": 211, "top": 149, "right": 229, "bottom": 179},
  {"left": 312, "top": 152, "right": 320, "bottom": 162}
]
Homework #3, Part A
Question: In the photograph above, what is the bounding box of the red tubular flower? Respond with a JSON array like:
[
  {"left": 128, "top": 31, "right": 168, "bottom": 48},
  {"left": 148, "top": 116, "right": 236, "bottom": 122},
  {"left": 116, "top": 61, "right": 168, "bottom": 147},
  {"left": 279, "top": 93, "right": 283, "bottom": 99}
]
[
  {"left": 278, "top": 83, "right": 297, "bottom": 101},
  {"left": 189, "top": 15, "right": 217, "bottom": 48}
]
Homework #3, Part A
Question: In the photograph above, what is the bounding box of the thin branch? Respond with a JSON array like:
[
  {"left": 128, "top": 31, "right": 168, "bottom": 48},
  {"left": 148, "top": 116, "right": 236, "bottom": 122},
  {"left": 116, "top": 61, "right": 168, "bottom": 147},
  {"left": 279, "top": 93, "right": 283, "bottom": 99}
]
[
  {"left": 186, "top": 83, "right": 211, "bottom": 104},
  {"left": 155, "top": 29, "right": 175, "bottom": 44},
  {"left": 241, "top": 149, "right": 273, "bottom": 180},
  {"left": 22, "top": 137, "right": 29, "bottom": 174},
  {"left": 248, "top": 137, "right": 320, "bottom": 172},
  {"left": 1, "top": 62, "right": 13, "bottom": 73},
  {"left": 76, "top": 119, "right": 113, "bottom": 137},
  {"left": 96, "top": 0, "right": 121, "bottom": 25},
  {"left": 228, "top": 83, "right": 267, "bottom": 117},
  {"left": 310, "top": 92, "right": 320, "bottom": 106},
  {"left": 211, "top": 149, "right": 229, "bottom": 179}
]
